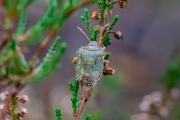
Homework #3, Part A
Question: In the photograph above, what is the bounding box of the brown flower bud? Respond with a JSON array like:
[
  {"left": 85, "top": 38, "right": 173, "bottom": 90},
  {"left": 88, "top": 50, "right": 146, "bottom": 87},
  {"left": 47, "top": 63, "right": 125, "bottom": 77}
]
[
  {"left": 92, "top": 11, "right": 100, "bottom": 20},
  {"left": 170, "top": 88, "right": 179, "bottom": 99},
  {"left": 108, "top": 68, "right": 115, "bottom": 75},
  {"left": 72, "top": 57, "right": 77, "bottom": 64},
  {"left": 113, "top": 31, "right": 123, "bottom": 40},
  {"left": 0, "top": 103, "right": 4, "bottom": 110},
  {"left": 119, "top": 0, "right": 128, "bottom": 8},
  {"left": 103, "top": 67, "right": 115, "bottom": 75},
  {"left": 17, "top": 107, "right": 27, "bottom": 120},
  {"left": 0, "top": 91, "right": 9, "bottom": 101},
  {"left": 17, "top": 95, "right": 29, "bottom": 104}
]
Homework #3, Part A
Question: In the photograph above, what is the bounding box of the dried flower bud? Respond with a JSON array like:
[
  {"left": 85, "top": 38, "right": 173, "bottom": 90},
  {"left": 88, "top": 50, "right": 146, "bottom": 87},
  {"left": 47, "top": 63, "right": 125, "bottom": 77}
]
[
  {"left": 108, "top": 68, "right": 115, "bottom": 75},
  {"left": 18, "top": 95, "right": 29, "bottom": 103},
  {"left": 113, "top": 31, "right": 123, "bottom": 40},
  {"left": 158, "top": 107, "right": 169, "bottom": 118},
  {"left": 165, "top": 100, "right": 174, "bottom": 110},
  {"left": 170, "top": 88, "right": 179, "bottom": 99},
  {"left": 119, "top": 0, "right": 128, "bottom": 8},
  {"left": 92, "top": 11, "right": 100, "bottom": 20},
  {"left": 0, "top": 91, "right": 9, "bottom": 101},
  {"left": 17, "top": 107, "right": 27, "bottom": 120},
  {"left": 103, "top": 67, "right": 115, "bottom": 75},
  {"left": 72, "top": 57, "right": 77, "bottom": 64},
  {"left": 0, "top": 103, "right": 4, "bottom": 110},
  {"left": 139, "top": 101, "right": 150, "bottom": 112}
]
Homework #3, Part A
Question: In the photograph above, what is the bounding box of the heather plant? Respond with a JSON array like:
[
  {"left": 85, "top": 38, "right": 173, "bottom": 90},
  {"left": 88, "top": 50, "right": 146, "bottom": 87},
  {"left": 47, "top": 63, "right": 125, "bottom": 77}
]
[
  {"left": 0, "top": 0, "right": 92, "bottom": 119},
  {"left": 0, "top": 0, "right": 128, "bottom": 120},
  {"left": 131, "top": 57, "right": 180, "bottom": 120},
  {"left": 1, "top": 0, "right": 180, "bottom": 120}
]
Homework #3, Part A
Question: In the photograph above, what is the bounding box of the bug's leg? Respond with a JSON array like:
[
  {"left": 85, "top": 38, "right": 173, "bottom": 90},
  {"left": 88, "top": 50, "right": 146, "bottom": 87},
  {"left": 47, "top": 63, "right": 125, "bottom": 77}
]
[
  {"left": 80, "top": 92, "right": 85, "bottom": 100},
  {"left": 82, "top": 90, "right": 92, "bottom": 102},
  {"left": 87, "top": 89, "right": 92, "bottom": 98},
  {"left": 72, "top": 56, "right": 77, "bottom": 64}
]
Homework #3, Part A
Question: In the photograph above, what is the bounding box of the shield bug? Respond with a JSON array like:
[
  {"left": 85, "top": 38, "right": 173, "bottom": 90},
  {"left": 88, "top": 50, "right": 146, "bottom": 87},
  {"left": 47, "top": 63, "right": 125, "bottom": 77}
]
[{"left": 75, "top": 41, "right": 105, "bottom": 92}]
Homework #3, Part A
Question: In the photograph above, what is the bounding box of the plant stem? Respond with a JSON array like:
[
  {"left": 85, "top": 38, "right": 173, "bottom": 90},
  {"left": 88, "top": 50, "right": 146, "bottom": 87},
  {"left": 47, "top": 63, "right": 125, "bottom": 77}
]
[
  {"left": 0, "top": 0, "right": 5, "bottom": 37},
  {"left": 0, "top": 84, "right": 25, "bottom": 120},
  {"left": 0, "top": 25, "right": 13, "bottom": 52},
  {"left": 74, "top": 92, "right": 89, "bottom": 120},
  {"left": 17, "top": 0, "right": 93, "bottom": 43}
]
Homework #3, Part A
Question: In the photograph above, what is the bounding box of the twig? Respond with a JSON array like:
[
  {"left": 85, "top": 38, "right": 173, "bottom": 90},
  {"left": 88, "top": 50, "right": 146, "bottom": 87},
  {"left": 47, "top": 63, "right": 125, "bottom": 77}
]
[
  {"left": 17, "top": 0, "right": 93, "bottom": 43},
  {"left": 29, "top": 30, "right": 56, "bottom": 71},
  {"left": 0, "top": 47, "right": 24, "bottom": 69},
  {"left": 0, "top": 0, "right": 5, "bottom": 37},
  {"left": 74, "top": 92, "right": 89, "bottom": 120},
  {"left": 0, "top": 26, "right": 13, "bottom": 52},
  {"left": 0, "top": 84, "right": 25, "bottom": 120},
  {"left": 67, "top": 0, "right": 93, "bottom": 16}
]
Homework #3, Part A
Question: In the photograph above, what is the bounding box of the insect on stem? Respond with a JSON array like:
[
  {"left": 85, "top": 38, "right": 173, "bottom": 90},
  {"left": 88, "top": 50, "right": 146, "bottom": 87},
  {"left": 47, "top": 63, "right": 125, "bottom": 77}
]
[{"left": 77, "top": 26, "right": 90, "bottom": 42}]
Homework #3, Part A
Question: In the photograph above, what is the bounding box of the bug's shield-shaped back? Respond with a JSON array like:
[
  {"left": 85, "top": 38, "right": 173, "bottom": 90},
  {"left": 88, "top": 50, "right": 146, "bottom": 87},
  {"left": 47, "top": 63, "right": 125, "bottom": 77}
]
[{"left": 75, "top": 41, "right": 105, "bottom": 91}]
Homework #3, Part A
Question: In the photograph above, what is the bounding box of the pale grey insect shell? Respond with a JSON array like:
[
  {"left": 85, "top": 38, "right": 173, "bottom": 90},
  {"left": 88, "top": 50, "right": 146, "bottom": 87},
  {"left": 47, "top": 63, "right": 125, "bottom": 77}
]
[{"left": 75, "top": 41, "right": 105, "bottom": 83}]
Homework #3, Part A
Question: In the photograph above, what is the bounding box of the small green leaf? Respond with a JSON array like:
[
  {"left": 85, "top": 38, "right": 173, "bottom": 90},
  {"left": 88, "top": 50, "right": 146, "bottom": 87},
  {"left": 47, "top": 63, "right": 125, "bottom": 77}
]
[
  {"left": 81, "top": 9, "right": 93, "bottom": 33},
  {"left": 86, "top": 115, "right": 91, "bottom": 120},
  {"left": 90, "top": 28, "right": 98, "bottom": 41},
  {"left": 56, "top": 108, "right": 62, "bottom": 120},
  {"left": 69, "top": 80, "right": 80, "bottom": 113},
  {"left": 104, "top": 52, "right": 111, "bottom": 60},
  {"left": 16, "top": 11, "right": 27, "bottom": 37},
  {"left": 108, "top": 15, "right": 119, "bottom": 30}
]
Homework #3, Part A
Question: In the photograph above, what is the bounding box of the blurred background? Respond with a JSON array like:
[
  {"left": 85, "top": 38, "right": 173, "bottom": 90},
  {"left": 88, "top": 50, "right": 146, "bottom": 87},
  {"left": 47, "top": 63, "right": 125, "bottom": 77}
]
[{"left": 18, "top": 0, "right": 180, "bottom": 119}]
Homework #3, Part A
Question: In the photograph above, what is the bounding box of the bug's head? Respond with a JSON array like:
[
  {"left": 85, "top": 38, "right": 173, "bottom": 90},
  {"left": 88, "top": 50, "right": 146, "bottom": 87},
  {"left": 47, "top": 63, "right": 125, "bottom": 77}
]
[
  {"left": 82, "top": 73, "right": 92, "bottom": 82},
  {"left": 81, "top": 73, "right": 94, "bottom": 91},
  {"left": 85, "top": 41, "right": 100, "bottom": 51},
  {"left": 88, "top": 41, "right": 98, "bottom": 46}
]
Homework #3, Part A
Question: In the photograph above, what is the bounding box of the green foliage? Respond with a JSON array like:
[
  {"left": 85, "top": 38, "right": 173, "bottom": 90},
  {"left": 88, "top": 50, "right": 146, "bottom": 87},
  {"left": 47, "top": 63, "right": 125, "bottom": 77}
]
[
  {"left": 5, "top": 0, "right": 33, "bottom": 19},
  {"left": 17, "top": 0, "right": 34, "bottom": 12},
  {"left": 26, "top": 0, "right": 57, "bottom": 45},
  {"left": 98, "top": 0, "right": 107, "bottom": 15},
  {"left": 86, "top": 115, "right": 91, "bottom": 120},
  {"left": 34, "top": 37, "right": 67, "bottom": 81},
  {"left": 102, "top": 33, "right": 112, "bottom": 47},
  {"left": 160, "top": 57, "right": 180, "bottom": 91},
  {"left": 80, "top": 0, "right": 119, "bottom": 47},
  {"left": 97, "top": 0, "right": 115, "bottom": 25},
  {"left": 68, "top": 80, "right": 80, "bottom": 114},
  {"left": 101, "top": 15, "right": 119, "bottom": 47},
  {"left": 56, "top": 108, "right": 63, "bottom": 120},
  {"left": 91, "top": 28, "right": 98, "bottom": 41},
  {"left": 108, "top": 15, "right": 119, "bottom": 30},
  {"left": 104, "top": 52, "right": 111, "bottom": 60},
  {"left": 81, "top": 9, "right": 93, "bottom": 33},
  {"left": 16, "top": 11, "right": 27, "bottom": 37}
]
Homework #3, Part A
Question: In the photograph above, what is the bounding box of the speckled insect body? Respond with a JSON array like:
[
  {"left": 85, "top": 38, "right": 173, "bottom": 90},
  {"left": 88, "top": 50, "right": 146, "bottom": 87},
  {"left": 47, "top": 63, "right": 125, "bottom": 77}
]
[{"left": 75, "top": 41, "right": 105, "bottom": 91}]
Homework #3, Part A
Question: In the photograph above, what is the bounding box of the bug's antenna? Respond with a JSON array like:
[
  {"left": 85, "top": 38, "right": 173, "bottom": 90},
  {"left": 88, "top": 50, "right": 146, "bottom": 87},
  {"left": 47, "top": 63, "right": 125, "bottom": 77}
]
[{"left": 77, "top": 26, "right": 90, "bottom": 42}]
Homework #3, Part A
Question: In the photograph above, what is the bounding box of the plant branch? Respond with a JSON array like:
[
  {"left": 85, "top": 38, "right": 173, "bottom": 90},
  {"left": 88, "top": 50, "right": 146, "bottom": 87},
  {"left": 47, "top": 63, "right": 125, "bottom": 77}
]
[
  {"left": 74, "top": 92, "right": 89, "bottom": 120},
  {"left": 0, "top": 25, "right": 13, "bottom": 52},
  {"left": 17, "top": 0, "right": 93, "bottom": 43},
  {"left": 0, "top": 0, "right": 5, "bottom": 36},
  {"left": 0, "top": 84, "right": 25, "bottom": 120}
]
